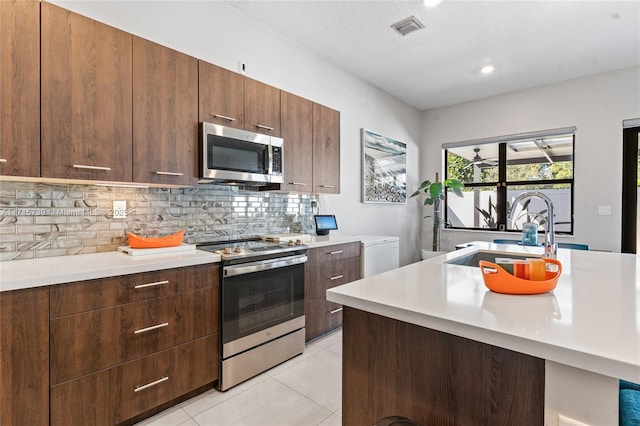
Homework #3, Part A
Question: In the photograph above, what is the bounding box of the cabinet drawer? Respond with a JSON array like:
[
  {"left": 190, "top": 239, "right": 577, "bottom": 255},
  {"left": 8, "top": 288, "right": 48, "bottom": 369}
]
[
  {"left": 305, "top": 299, "right": 343, "bottom": 342},
  {"left": 50, "top": 334, "right": 218, "bottom": 426},
  {"left": 306, "top": 242, "right": 361, "bottom": 264},
  {"left": 306, "top": 257, "right": 361, "bottom": 300},
  {"left": 50, "top": 264, "right": 218, "bottom": 317},
  {"left": 50, "top": 286, "right": 217, "bottom": 385}
]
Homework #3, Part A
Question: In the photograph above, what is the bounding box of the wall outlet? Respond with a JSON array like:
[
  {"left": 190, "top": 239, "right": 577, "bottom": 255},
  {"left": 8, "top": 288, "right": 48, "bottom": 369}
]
[
  {"left": 238, "top": 61, "right": 246, "bottom": 74},
  {"left": 113, "top": 201, "right": 127, "bottom": 219},
  {"left": 597, "top": 205, "right": 611, "bottom": 216},
  {"left": 558, "top": 414, "right": 590, "bottom": 426}
]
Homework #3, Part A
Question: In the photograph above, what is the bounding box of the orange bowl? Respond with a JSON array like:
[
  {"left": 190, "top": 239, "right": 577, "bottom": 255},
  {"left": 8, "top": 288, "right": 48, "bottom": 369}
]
[
  {"left": 126, "top": 230, "right": 184, "bottom": 249},
  {"left": 478, "top": 258, "right": 562, "bottom": 295}
]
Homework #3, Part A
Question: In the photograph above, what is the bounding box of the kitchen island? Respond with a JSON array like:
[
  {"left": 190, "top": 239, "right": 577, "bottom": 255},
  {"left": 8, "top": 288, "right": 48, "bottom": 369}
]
[{"left": 327, "top": 242, "right": 640, "bottom": 426}]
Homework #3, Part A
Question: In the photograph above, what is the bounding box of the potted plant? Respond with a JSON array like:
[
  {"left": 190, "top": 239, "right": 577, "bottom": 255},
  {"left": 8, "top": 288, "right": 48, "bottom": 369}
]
[{"left": 410, "top": 172, "right": 463, "bottom": 253}]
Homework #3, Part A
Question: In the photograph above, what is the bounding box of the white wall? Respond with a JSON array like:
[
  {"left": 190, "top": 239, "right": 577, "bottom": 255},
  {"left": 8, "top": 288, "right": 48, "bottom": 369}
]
[
  {"left": 421, "top": 67, "right": 640, "bottom": 253},
  {"left": 51, "top": 1, "right": 423, "bottom": 265}
]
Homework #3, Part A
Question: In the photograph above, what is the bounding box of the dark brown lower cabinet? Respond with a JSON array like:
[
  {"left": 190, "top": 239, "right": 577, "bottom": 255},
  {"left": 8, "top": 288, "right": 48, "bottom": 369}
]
[
  {"left": 0, "top": 287, "right": 49, "bottom": 426},
  {"left": 50, "top": 335, "right": 217, "bottom": 426},
  {"left": 342, "top": 307, "right": 545, "bottom": 426}
]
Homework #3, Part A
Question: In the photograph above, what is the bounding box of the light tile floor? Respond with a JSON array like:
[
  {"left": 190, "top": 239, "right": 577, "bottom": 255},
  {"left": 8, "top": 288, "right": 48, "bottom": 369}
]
[{"left": 135, "top": 330, "right": 343, "bottom": 426}]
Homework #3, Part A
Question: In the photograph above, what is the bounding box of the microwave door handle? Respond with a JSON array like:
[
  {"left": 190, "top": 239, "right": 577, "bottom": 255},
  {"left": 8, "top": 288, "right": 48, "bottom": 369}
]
[{"left": 267, "top": 144, "right": 273, "bottom": 176}]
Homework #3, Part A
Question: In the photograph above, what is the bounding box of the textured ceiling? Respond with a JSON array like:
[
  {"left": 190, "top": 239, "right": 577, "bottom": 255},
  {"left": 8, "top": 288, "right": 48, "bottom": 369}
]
[{"left": 225, "top": 0, "right": 640, "bottom": 111}]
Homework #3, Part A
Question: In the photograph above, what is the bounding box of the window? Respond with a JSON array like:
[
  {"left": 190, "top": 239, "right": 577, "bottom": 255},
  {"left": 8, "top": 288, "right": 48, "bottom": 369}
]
[{"left": 444, "top": 128, "right": 575, "bottom": 234}]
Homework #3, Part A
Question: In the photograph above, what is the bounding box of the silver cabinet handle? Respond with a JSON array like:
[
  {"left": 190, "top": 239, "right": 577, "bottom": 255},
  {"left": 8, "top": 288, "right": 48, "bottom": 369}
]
[
  {"left": 155, "top": 171, "right": 184, "bottom": 176},
  {"left": 288, "top": 182, "right": 307, "bottom": 186},
  {"left": 134, "top": 280, "right": 169, "bottom": 289},
  {"left": 211, "top": 113, "right": 236, "bottom": 122},
  {"left": 134, "top": 322, "right": 169, "bottom": 334},
  {"left": 329, "top": 250, "right": 343, "bottom": 255},
  {"left": 256, "top": 124, "right": 274, "bottom": 131},
  {"left": 134, "top": 376, "right": 169, "bottom": 393},
  {"left": 330, "top": 307, "right": 343, "bottom": 315},
  {"left": 0, "top": 159, "right": 7, "bottom": 163},
  {"left": 73, "top": 164, "right": 111, "bottom": 171},
  {"left": 330, "top": 275, "right": 344, "bottom": 281},
  {"left": 319, "top": 184, "right": 336, "bottom": 188}
]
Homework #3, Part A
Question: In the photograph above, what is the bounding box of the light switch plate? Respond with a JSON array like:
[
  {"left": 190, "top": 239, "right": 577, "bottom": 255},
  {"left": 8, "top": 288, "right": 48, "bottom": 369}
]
[
  {"left": 597, "top": 205, "right": 611, "bottom": 216},
  {"left": 113, "top": 201, "right": 127, "bottom": 219}
]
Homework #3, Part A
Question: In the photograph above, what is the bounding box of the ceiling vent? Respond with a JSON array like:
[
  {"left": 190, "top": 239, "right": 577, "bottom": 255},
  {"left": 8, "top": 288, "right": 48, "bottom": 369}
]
[{"left": 391, "top": 16, "right": 425, "bottom": 36}]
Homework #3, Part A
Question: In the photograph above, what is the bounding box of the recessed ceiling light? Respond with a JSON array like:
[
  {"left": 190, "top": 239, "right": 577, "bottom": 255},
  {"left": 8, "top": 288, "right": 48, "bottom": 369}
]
[
  {"left": 481, "top": 65, "right": 495, "bottom": 74},
  {"left": 423, "top": 0, "right": 442, "bottom": 7}
]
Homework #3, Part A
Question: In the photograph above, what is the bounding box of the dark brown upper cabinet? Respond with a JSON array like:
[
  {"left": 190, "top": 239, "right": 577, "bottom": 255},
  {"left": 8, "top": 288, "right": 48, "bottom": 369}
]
[
  {"left": 41, "top": 3, "right": 133, "bottom": 182},
  {"left": 280, "top": 91, "right": 313, "bottom": 191},
  {"left": 132, "top": 36, "right": 198, "bottom": 186},
  {"left": 199, "top": 61, "right": 245, "bottom": 130},
  {"left": 313, "top": 103, "right": 340, "bottom": 194},
  {"left": 245, "top": 78, "right": 281, "bottom": 137},
  {"left": 0, "top": 0, "right": 40, "bottom": 177}
]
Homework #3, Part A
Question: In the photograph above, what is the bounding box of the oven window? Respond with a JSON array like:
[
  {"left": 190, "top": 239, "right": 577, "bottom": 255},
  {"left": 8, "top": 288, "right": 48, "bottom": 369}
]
[
  {"left": 222, "top": 263, "right": 304, "bottom": 344},
  {"left": 207, "top": 134, "right": 268, "bottom": 174}
]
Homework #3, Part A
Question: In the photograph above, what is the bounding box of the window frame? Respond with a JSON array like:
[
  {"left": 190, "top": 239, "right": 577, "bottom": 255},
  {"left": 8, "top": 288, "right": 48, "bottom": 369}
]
[{"left": 443, "top": 132, "right": 575, "bottom": 235}]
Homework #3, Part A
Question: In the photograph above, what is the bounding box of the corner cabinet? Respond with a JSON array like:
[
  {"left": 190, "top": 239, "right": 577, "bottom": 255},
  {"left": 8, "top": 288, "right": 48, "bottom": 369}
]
[
  {"left": 41, "top": 3, "right": 133, "bottom": 182},
  {"left": 0, "top": 287, "right": 49, "bottom": 426},
  {"left": 48, "top": 264, "right": 219, "bottom": 425},
  {"left": 312, "top": 103, "right": 340, "bottom": 194},
  {"left": 305, "top": 242, "right": 361, "bottom": 341},
  {"left": 133, "top": 37, "right": 198, "bottom": 186},
  {"left": 0, "top": 0, "right": 40, "bottom": 177}
]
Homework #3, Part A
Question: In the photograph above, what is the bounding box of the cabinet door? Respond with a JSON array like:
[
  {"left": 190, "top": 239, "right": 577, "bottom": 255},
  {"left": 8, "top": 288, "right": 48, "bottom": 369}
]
[
  {"left": 0, "top": 287, "right": 49, "bottom": 426},
  {"left": 0, "top": 0, "right": 40, "bottom": 177},
  {"left": 199, "top": 61, "right": 245, "bottom": 130},
  {"left": 313, "top": 103, "right": 340, "bottom": 193},
  {"left": 133, "top": 36, "right": 197, "bottom": 185},
  {"left": 280, "top": 91, "right": 313, "bottom": 191},
  {"left": 41, "top": 3, "right": 132, "bottom": 181},
  {"left": 245, "top": 78, "right": 281, "bottom": 136}
]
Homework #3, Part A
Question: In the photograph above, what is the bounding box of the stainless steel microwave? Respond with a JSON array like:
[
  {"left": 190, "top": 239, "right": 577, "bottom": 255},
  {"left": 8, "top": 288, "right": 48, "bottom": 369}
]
[{"left": 200, "top": 122, "right": 283, "bottom": 184}]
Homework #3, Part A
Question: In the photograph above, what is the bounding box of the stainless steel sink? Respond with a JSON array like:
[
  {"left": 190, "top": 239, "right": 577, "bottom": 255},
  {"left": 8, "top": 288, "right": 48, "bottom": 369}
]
[{"left": 446, "top": 250, "right": 541, "bottom": 267}]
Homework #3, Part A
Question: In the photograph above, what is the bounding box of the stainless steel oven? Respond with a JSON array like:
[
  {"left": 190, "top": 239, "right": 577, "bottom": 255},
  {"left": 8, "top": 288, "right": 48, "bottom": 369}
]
[{"left": 198, "top": 239, "right": 306, "bottom": 391}]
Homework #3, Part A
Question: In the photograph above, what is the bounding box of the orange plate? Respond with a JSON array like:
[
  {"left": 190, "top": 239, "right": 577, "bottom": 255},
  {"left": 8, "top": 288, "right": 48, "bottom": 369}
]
[
  {"left": 478, "top": 258, "right": 562, "bottom": 295},
  {"left": 126, "top": 230, "right": 185, "bottom": 249}
]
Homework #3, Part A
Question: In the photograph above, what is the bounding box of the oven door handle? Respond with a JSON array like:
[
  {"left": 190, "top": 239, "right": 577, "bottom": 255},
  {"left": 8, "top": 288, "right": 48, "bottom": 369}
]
[{"left": 223, "top": 254, "right": 307, "bottom": 277}]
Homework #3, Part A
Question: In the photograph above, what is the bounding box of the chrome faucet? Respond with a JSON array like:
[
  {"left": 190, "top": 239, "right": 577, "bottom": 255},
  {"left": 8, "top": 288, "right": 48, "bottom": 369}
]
[{"left": 509, "top": 191, "right": 557, "bottom": 259}]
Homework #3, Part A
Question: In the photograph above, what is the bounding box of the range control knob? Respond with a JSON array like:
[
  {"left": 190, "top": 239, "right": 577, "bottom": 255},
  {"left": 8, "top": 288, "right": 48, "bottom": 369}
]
[
  {"left": 287, "top": 240, "right": 294, "bottom": 246},
  {"left": 295, "top": 239, "right": 302, "bottom": 245}
]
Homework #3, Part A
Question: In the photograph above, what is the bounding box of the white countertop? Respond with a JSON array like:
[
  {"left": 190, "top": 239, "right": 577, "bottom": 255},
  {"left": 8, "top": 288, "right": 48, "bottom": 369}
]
[
  {"left": 327, "top": 241, "right": 640, "bottom": 383},
  {"left": 0, "top": 249, "right": 221, "bottom": 292},
  {"left": 304, "top": 234, "right": 369, "bottom": 249}
]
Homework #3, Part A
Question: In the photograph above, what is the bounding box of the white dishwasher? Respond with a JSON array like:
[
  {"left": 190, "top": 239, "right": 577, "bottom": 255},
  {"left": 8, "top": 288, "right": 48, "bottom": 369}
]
[{"left": 361, "top": 236, "right": 400, "bottom": 277}]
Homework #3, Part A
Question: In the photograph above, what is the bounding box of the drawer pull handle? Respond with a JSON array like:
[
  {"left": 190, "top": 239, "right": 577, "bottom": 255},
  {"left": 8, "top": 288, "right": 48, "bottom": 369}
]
[
  {"left": 329, "top": 250, "right": 343, "bottom": 255},
  {"left": 211, "top": 113, "right": 236, "bottom": 122},
  {"left": 134, "top": 322, "right": 169, "bottom": 334},
  {"left": 330, "top": 307, "right": 343, "bottom": 315},
  {"left": 134, "top": 280, "right": 169, "bottom": 289},
  {"left": 319, "top": 184, "right": 336, "bottom": 188},
  {"left": 155, "top": 171, "right": 184, "bottom": 176},
  {"left": 73, "top": 164, "right": 111, "bottom": 171},
  {"left": 134, "top": 376, "right": 169, "bottom": 393},
  {"left": 330, "top": 275, "right": 344, "bottom": 281},
  {"left": 256, "top": 124, "right": 274, "bottom": 131},
  {"left": 0, "top": 159, "right": 7, "bottom": 163},
  {"left": 288, "top": 182, "right": 307, "bottom": 186}
]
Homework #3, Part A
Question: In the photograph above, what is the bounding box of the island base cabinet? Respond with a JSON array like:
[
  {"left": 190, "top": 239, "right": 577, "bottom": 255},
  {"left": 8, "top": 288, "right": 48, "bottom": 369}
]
[
  {"left": 342, "top": 307, "right": 545, "bottom": 426},
  {"left": 50, "top": 334, "right": 217, "bottom": 426}
]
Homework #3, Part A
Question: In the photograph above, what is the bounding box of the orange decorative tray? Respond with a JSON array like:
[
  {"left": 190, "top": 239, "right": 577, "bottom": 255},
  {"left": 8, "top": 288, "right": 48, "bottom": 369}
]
[
  {"left": 126, "top": 230, "right": 184, "bottom": 249},
  {"left": 479, "top": 258, "right": 562, "bottom": 295}
]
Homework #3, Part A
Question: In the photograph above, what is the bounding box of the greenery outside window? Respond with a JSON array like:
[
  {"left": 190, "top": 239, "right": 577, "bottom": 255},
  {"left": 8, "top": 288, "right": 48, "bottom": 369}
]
[{"left": 443, "top": 128, "right": 575, "bottom": 234}]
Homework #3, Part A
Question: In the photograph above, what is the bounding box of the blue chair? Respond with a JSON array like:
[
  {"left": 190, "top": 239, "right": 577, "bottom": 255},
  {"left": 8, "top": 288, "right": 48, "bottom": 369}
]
[
  {"left": 492, "top": 239, "right": 589, "bottom": 251},
  {"left": 620, "top": 381, "right": 640, "bottom": 426}
]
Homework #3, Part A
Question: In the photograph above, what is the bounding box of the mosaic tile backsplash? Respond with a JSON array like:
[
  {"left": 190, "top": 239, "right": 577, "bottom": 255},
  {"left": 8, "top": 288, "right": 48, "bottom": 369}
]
[{"left": 0, "top": 180, "right": 316, "bottom": 261}]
